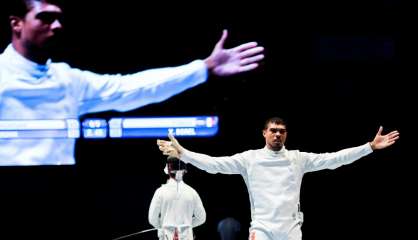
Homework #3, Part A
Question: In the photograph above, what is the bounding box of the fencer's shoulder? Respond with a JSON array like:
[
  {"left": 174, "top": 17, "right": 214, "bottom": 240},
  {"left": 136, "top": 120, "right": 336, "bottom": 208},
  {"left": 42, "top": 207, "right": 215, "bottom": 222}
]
[
  {"left": 183, "top": 183, "right": 198, "bottom": 192},
  {"left": 49, "top": 62, "right": 93, "bottom": 80},
  {"left": 286, "top": 149, "right": 302, "bottom": 154},
  {"left": 242, "top": 149, "right": 260, "bottom": 154},
  {"left": 284, "top": 149, "right": 312, "bottom": 165},
  {"left": 0, "top": 52, "right": 12, "bottom": 81},
  {"left": 186, "top": 185, "right": 203, "bottom": 199},
  {"left": 284, "top": 149, "right": 304, "bottom": 157},
  {"left": 49, "top": 61, "right": 73, "bottom": 71},
  {"left": 237, "top": 149, "right": 259, "bottom": 158},
  {"left": 237, "top": 148, "right": 265, "bottom": 157},
  {"left": 0, "top": 51, "right": 7, "bottom": 70},
  {"left": 0, "top": 51, "right": 5, "bottom": 61},
  {"left": 150, "top": 186, "right": 163, "bottom": 199},
  {"left": 155, "top": 184, "right": 165, "bottom": 191}
]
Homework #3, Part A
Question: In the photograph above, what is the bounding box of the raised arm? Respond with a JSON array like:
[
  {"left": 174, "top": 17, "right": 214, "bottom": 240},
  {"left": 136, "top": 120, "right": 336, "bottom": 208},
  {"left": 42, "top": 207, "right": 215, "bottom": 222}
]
[
  {"left": 302, "top": 126, "right": 400, "bottom": 173},
  {"left": 369, "top": 126, "right": 399, "bottom": 150},
  {"left": 157, "top": 134, "right": 246, "bottom": 174},
  {"left": 204, "top": 30, "right": 264, "bottom": 76},
  {"left": 77, "top": 30, "right": 264, "bottom": 115}
]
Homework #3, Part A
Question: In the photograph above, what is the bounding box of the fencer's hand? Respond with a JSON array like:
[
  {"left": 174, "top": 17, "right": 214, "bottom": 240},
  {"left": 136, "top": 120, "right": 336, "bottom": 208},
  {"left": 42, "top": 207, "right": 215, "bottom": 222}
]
[
  {"left": 369, "top": 126, "right": 399, "bottom": 150},
  {"left": 204, "top": 29, "right": 264, "bottom": 76},
  {"left": 157, "top": 133, "right": 184, "bottom": 158}
]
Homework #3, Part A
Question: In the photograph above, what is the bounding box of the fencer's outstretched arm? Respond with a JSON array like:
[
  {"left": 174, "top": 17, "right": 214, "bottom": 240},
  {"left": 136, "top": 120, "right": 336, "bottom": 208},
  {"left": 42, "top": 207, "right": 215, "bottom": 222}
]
[
  {"left": 157, "top": 134, "right": 245, "bottom": 174},
  {"left": 204, "top": 30, "right": 264, "bottom": 76},
  {"left": 301, "top": 126, "right": 400, "bottom": 172},
  {"left": 157, "top": 127, "right": 400, "bottom": 174}
]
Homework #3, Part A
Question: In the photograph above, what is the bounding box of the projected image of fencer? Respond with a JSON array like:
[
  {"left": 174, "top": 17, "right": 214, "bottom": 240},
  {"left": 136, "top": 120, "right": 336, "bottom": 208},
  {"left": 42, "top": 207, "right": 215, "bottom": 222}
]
[
  {"left": 148, "top": 156, "right": 206, "bottom": 240},
  {"left": 0, "top": 0, "right": 264, "bottom": 166}
]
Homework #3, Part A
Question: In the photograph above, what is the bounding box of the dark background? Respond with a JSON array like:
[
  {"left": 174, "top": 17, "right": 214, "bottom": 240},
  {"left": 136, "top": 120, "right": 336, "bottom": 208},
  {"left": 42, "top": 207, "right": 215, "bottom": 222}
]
[{"left": 0, "top": 0, "right": 408, "bottom": 239}]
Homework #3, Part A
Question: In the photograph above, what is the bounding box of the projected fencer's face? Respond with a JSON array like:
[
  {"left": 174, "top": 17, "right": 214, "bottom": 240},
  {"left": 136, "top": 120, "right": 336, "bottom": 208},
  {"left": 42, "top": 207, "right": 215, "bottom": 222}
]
[
  {"left": 11, "top": 1, "right": 63, "bottom": 56},
  {"left": 263, "top": 123, "right": 287, "bottom": 151}
]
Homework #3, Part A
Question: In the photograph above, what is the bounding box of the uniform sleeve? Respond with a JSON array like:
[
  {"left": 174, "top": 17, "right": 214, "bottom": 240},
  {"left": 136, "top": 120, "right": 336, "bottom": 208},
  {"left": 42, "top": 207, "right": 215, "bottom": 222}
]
[
  {"left": 301, "top": 143, "right": 373, "bottom": 173},
  {"left": 192, "top": 191, "right": 206, "bottom": 227},
  {"left": 148, "top": 188, "right": 162, "bottom": 229},
  {"left": 181, "top": 149, "right": 247, "bottom": 175},
  {"left": 71, "top": 60, "right": 207, "bottom": 115}
]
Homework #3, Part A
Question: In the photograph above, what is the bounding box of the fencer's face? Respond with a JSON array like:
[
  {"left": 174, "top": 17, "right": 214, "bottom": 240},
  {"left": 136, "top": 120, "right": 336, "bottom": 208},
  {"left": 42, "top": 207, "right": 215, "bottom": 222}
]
[
  {"left": 263, "top": 123, "right": 287, "bottom": 151},
  {"left": 13, "top": 2, "right": 63, "bottom": 51}
]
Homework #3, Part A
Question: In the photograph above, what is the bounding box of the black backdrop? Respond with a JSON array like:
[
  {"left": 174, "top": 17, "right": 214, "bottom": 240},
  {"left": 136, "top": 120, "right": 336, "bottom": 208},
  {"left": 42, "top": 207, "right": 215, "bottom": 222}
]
[{"left": 0, "top": 0, "right": 408, "bottom": 239}]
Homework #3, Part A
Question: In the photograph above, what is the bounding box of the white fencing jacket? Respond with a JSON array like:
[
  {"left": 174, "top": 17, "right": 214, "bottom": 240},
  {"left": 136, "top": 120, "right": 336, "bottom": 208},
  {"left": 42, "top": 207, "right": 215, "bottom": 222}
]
[
  {"left": 180, "top": 143, "right": 373, "bottom": 239},
  {"left": 0, "top": 44, "right": 207, "bottom": 165},
  {"left": 148, "top": 178, "right": 206, "bottom": 240}
]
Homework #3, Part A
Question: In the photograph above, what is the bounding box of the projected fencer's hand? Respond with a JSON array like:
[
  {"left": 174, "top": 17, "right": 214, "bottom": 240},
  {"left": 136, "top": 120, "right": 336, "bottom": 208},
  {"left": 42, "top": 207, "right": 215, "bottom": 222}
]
[
  {"left": 369, "top": 126, "right": 399, "bottom": 150},
  {"left": 204, "top": 30, "right": 264, "bottom": 76},
  {"left": 157, "top": 133, "right": 184, "bottom": 159}
]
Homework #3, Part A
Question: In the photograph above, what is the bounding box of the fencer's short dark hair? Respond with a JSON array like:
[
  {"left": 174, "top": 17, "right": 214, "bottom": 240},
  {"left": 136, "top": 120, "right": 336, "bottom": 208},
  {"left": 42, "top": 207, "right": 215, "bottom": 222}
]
[
  {"left": 263, "top": 117, "right": 287, "bottom": 130},
  {"left": 7, "top": 0, "right": 64, "bottom": 18}
]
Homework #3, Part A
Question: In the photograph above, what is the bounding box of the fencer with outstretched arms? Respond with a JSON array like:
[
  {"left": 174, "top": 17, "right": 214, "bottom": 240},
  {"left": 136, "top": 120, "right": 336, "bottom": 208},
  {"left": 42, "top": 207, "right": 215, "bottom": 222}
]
[{"left": 157, "top": 117, "right": 399, "bottom": 240}]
